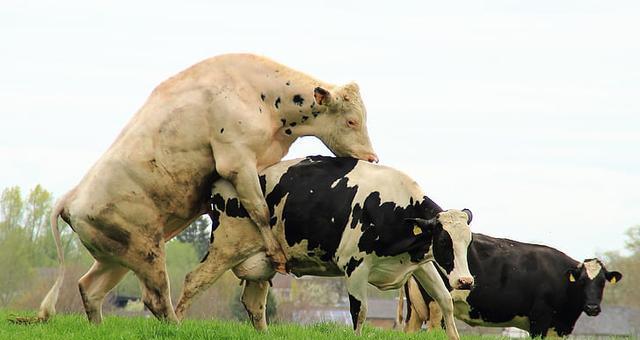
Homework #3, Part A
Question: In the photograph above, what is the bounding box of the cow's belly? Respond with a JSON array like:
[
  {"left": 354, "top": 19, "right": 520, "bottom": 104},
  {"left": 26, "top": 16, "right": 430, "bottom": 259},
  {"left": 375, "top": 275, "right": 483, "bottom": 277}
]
[
  {"left": 367, "top": 258, "right": 418, "bottom": 290},
  {"left": 451, "top": 290, "right": 530, "bottom": 331},
  {"left": 233, "top": 252, "right": 343, "bottom": 280}
]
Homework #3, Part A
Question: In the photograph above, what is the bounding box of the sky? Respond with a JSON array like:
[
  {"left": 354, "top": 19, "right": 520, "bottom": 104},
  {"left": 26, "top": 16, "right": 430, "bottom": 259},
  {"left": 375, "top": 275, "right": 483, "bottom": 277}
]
[{"left": 1, "top": 0, "right": 639, "bottom": 261}]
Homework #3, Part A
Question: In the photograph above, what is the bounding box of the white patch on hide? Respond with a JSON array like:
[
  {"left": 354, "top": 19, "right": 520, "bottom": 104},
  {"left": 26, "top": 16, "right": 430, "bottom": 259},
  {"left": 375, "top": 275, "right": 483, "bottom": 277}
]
[{"left": 583, "top": 259, "right": 602, "bottom": 279}]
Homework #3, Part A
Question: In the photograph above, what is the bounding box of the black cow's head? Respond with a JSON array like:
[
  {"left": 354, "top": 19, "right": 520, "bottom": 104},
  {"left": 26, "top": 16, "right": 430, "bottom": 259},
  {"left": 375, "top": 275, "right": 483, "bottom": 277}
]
[
  {"left": 407, "top": 209, "right": 474, "bottom": 290},
  {"left": 566, "top": 258, "right": 622, "bottom": 316}
]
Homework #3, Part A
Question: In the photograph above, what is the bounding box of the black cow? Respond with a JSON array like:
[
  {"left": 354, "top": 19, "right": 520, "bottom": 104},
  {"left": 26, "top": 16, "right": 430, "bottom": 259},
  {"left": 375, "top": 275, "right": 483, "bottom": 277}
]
[{"left": 400, "top": 233, "right": 622, "bottom": 338}]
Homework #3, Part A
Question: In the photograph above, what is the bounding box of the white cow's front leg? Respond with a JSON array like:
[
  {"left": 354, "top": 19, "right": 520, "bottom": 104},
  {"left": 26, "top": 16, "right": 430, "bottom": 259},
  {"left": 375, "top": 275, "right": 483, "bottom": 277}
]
[
  {"left": 413, "top": 263, "right": 460, "bottom": 340},
  {"left": 216, "top": 157, "right": 287, "bottom": 273},
  {"left": 345, "top": 262, "right": 369, "bottom": 335}
]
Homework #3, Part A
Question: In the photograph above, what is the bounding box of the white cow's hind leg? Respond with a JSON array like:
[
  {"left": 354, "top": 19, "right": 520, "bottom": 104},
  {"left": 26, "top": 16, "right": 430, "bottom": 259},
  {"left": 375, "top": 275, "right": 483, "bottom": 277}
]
[
  {"left": 128, "top": 247, "right": 178, "bottom": 323},
  {"left": 78, "top": 260, "right": 129, "bottom": 324},
  {"left": 241, "top": 280, "right": 270, "bottom": 331},
  {"left": 215, "top": 154, "right": 287, "bottom": 273},
  {"left": 413, "top": 263, "right": 460, "bottom": 340}
]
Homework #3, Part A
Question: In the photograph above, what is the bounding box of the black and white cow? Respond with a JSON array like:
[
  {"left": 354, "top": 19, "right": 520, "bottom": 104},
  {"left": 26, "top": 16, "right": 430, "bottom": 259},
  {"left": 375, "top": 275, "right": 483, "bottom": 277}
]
[
  {"left": 174, "top": 156, "right": 474, "bottom": 340},
  {"left": 400, "top": 233, "right": 623, "bottom": 338}
]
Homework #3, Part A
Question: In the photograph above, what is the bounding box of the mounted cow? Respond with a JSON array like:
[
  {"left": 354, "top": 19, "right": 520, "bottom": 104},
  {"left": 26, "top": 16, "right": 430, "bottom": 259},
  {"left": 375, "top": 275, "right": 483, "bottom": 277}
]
[
  {"left": 399, "top": 233, "right": 623, "bottom": 338},
  {"left": 37, "top": 54, "right": 377, "bottom": 324},
  {"left": 174, "top": 156, "right": 475, "bottom": 340}
]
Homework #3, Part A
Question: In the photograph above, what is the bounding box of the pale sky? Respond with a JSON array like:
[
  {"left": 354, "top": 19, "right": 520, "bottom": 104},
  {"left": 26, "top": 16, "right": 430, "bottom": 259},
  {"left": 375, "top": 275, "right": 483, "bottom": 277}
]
[{"left": 1, "top": 1, "right": 639, "bottom": 261}]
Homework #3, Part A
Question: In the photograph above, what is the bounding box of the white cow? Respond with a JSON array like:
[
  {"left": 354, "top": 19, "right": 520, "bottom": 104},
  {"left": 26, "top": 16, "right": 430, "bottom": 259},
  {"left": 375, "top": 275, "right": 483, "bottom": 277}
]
[{"left": 38, "top": 54, "right": 377, "bottom": 324}]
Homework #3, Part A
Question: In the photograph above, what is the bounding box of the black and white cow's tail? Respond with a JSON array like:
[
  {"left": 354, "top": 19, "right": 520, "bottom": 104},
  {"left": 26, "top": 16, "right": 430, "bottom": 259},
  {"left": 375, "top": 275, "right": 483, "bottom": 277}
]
[{"left": 37, "top": 192, "right": 70, "bottom": 321}]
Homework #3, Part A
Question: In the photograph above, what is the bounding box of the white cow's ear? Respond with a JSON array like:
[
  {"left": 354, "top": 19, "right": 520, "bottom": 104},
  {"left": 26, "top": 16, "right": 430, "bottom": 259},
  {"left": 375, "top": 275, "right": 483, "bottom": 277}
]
[
  {"left": 462, "top": 208, "right": 473, "bottom": 224},
  {"left": 314, "top": 87, "right": 332, "bottom": 106}
]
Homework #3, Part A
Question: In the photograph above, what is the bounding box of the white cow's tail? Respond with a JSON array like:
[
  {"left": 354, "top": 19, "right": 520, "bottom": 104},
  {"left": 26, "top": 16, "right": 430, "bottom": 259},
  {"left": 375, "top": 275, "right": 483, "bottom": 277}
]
[
  {"left": 394, "top": 285, "right": 405, "bottom": 330},
  {"left": 37, "top": 193, "right": 70, "bottom": 321}
]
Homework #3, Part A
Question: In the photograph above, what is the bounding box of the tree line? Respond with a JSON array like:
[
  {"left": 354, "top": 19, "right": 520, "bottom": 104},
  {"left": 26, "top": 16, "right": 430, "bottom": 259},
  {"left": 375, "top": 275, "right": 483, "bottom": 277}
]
[{"left": 1, "top": 184, "right": 637, "bottom": 316}]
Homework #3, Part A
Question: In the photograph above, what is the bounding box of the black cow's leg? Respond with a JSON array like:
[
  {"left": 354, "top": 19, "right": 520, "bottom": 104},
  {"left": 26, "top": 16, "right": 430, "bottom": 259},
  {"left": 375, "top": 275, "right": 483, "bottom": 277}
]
[
  {"left": 529, "top": 301, "right": 553, "bottom": 338},
  {"left": 345, "top": 261, "right": 369, "bottom": 335}
]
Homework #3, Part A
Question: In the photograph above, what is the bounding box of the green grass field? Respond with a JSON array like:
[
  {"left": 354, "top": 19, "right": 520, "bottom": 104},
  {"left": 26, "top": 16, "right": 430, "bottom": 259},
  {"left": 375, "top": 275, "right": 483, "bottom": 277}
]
[{"left": 0, "top": 311, "right": 504, "bottom": 340}]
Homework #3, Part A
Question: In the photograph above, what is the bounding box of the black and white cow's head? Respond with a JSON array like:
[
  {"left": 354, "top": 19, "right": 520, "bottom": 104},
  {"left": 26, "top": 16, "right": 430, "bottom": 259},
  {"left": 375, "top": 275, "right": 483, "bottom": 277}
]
[
  {"left": 407, "top": 209, "right": 474, "bottom": 290},
  {"left": 566, "top": 258, "right": 622, "bottom": 316}
]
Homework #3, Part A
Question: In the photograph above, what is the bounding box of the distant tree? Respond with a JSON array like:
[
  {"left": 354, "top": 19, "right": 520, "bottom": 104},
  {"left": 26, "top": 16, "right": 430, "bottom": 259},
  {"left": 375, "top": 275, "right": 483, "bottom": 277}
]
[
  {"left": 176, "top": 215, "right": 211, "bottom": 260},
  {"left": 0, "top": 186, "right": 24, "bottom": 235},
  {"left": 624, "top": 225, "right": 640, "bottom": 254},
  {"left": 165, "top": 240, "right": 200, "bottom": 298},
  {"left": 0, "top": 228, "right": 34, "bottom": 306},
  {"left": 602, "top": 224, "right": 640, "bottom": 308},
  {"left": 23, "top": 184, "right": 53, "bottom": 241}
]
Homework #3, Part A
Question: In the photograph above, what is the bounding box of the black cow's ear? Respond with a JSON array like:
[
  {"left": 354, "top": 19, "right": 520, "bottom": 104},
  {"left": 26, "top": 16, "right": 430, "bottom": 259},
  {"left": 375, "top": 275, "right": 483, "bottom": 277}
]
[
  {"left": 605, "top": 271, "right": 622, "bottom": 284},
  {"left": 462, "top": 208, "right": 473, "bottom": 224},
  {"left": 566, "top": 268, "right": 580, "bottom": 283},
  {"left": 314, "top": 87, "right": 332, "bottom": 106}
]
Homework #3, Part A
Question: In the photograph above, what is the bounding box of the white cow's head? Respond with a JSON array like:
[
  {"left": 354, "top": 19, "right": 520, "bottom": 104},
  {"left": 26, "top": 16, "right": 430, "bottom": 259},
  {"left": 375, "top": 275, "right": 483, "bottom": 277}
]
[
  {"left": 312, "top": 83, "right": 378, "bottom": 163},
  {"left": 407, "top": 209, "right": 474, "bottom": 290}
]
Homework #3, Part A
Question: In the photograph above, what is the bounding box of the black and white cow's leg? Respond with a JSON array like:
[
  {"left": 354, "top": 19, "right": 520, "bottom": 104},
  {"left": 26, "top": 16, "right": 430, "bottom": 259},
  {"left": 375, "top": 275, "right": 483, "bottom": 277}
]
[
  {"left": 241, "top": 280, "right": 270, "bottom": 331},
  {"left": 175, "top": 253, "right": 234, "bottom": 320},
  {"left": 216, "top": 158, "right": 287, "bottom": 273},
  {"left": 413, "top": 263, "right": 460, "bottom": 340},
  {"left": 345, "top": 263, "right": 369, "bottom": 334},
  {"left": 529, "top": 300, "right": 553, "bottom": 338},
  {"left": 78, "top": 260, "right": 129, "bottom": 324}
]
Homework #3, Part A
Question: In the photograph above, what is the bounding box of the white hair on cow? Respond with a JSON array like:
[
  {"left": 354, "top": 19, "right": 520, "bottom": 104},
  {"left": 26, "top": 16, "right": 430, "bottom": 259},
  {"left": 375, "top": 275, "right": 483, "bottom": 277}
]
[{"left": 583, "top": 259, "right": 603, "bottom": 280}]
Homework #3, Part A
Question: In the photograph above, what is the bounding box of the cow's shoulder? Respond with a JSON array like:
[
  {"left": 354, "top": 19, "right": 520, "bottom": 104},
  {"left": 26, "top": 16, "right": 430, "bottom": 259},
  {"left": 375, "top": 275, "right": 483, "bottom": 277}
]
[{"left": 263, "top": 156, "right": 360, "bottom": 261}]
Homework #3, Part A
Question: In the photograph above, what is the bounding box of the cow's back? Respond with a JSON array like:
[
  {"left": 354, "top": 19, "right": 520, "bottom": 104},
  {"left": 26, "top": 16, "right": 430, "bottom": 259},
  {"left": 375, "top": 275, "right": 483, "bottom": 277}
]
[
  {"left": 259, "top": 156, "right": 440, "bottom": 265},
  {"left": 67, "top": 54, "right": 325, "bottom": 233}
]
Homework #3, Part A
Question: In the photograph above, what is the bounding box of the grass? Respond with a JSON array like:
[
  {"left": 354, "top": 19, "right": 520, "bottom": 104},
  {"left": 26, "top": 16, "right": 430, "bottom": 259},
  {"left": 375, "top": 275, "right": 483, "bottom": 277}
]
[{"left": 0, "top": 311, "right": 504, "bottom": 340}]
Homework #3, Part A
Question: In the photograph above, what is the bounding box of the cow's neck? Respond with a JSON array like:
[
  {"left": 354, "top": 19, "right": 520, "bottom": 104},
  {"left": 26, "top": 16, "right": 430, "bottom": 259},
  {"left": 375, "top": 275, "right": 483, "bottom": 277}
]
[
  {"left": 561, "top": 285, "right": 585, "bottom": 322},
  {"left": 268, "top": 84, "right": 331, "bottom": 140}
]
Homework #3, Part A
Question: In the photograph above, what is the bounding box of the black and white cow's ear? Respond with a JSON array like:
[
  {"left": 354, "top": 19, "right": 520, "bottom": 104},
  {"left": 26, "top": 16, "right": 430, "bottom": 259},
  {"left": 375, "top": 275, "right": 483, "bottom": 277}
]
[
  {"left": 404, "top": 217, "right": 436, "bottom": 236},
  {"left": 566, "top": 268, "right": 580, "bottom": 283},
  {"left": 462, "top": 208, "right": 473, "bottom": 224},
  {"left": 314, "top": 87, "right": 332, "bottom": 106},
  {"left": 605, "top": 271, "right": 623, "bottom": 284}
]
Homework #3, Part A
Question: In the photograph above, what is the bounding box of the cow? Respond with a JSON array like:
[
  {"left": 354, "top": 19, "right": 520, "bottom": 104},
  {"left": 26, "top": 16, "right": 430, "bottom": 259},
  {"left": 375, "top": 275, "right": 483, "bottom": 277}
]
[
  {"left": 399, "top": 233, "right": 623, "bottom": 338},
  {"left": 37, "top": 54, "right": 377, "bottom": 324},
  {"left": 174, "top": 156, "right": 475, "bottom": 340}
]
